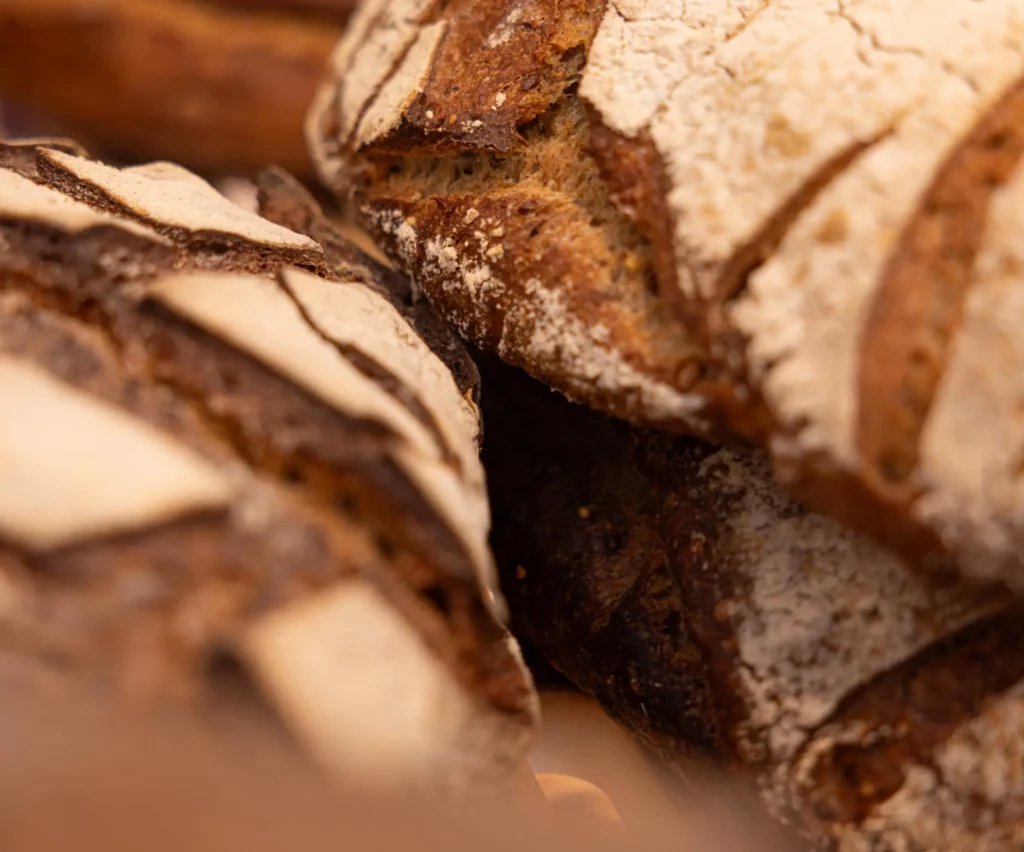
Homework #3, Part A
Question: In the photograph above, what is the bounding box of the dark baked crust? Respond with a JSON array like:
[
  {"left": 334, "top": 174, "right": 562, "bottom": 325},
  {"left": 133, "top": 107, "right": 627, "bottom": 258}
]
[
  {"left": 479, "top": 359, "right": 1024, "bottom": 849},
  {"left": 0, "top": 141, "right": 537, "bottom": 784},
  {"left": 0, "top": 137, "right": 89, "bottom": 178},
  {"left": 0, "top": 291, "right": 383, "bottom": 697},
  {"left": 480, "top": 356, "right": 719, "bottom": 767},
  {"left": 360, "top": 0, "right": 602, "bottom": 155},
  {"left": 1, "top": 143, "right": 491, "bottom": 612},
  {"left": 631, "top": 432, "right": 1024, "bottom": 850}
]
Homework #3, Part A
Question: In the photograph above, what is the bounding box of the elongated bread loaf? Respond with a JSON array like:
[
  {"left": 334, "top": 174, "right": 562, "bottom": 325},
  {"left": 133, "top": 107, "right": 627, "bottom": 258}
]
[
  {"left": 310, "top": 0, "right": 1024, "bottom": 590},
  {"left": 0, "top": 138, "right": 536, "bottom": 789},
  {"left": 0, "top": 0, "right": 355, "bottom": 175}
]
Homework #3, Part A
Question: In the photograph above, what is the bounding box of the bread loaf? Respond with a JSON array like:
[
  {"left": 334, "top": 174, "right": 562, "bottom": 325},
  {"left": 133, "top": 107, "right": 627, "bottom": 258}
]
[
  {"left": 480, "top": 356, "right": 717, "bottom": 769},
  {"left": 310, "top": 0, "right": 1024, "bottom": 590},
  {"left": 0, "top": 0, "right": 352, "bottom": 176},
  {"left": 0, "top": 138, "right": 536, "bottom": 788},
  {"left": 481, "top": 361, "right": 1024, "bottom": 850}
]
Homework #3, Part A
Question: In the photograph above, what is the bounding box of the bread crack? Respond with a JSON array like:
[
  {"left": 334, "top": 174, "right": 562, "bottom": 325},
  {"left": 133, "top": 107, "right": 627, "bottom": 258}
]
[{"left": 276, "top": 271, "right": 462, "bottom": 471}]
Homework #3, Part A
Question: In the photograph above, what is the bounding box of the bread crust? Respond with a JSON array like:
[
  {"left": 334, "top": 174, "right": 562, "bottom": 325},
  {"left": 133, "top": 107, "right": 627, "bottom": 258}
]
[
  {"left": 481, "top": 357, "right": 719, "bottom": 767},
  {"left": 0, "top": 0, "right": 345, "bottom": 176},
  {"left": 0, "top": 140, "right": 536, "bottom": 788},
  {"left": 479, "top": 361, "right": 1024, "bottom": 850},
  {"left": 311, "top": 0, "right": 1024, "bottom": 589}
]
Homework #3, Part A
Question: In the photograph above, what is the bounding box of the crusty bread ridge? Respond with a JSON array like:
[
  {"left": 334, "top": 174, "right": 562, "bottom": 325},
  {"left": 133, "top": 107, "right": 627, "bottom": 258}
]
[
  {"left": 0, "top": 138, "right": 537, "bottom": 788},
  {"left": 310, "top": 0, "right": 1024, "bottom": 590}
]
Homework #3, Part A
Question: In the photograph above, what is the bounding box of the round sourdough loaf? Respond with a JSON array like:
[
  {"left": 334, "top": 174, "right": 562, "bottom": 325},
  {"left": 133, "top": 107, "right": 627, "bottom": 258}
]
[
  {"left": 0, "top": 138, "right": 536, "bottom": 790},
  {"left": 480, "top": 359, "right": 1024, "bottom": 852},
  {"left": 309, "top": 0, "right": 1024, "bottom": 591}
]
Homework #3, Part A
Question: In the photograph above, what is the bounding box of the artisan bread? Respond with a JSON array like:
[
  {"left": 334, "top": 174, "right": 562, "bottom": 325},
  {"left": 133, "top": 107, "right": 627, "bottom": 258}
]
[
  {"left": 481, "top": 360, "right": 1024, "bottom": 851},
  {"left": 0, "top": 0, "right": 355, "bottom": 176},
  {"left": 0, "top": 139, "right": 536, "bottom": 789},
  {"left": 310, "top": 0, "right": 1024, "bottom": 590}
]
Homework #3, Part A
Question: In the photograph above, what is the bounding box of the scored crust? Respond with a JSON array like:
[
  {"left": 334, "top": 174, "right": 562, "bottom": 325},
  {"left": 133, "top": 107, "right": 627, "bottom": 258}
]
[
  {"left": 1, "top": 142, "right": 499, "bottom": 602},
  {"left": 309, "top": 0, "right": 713, "bottom": 434},
  {"left": 0, "top": 140, "right": 536, "bottom": 787},
  {"left": 480, "top": 360, "right": 1024, "bottom": 850},
  {"left": 0, "top": 355, "right": 232, "bottom": 551},
  {"left": 310, "top": 0, "right": 1024, "bottom": 588}
]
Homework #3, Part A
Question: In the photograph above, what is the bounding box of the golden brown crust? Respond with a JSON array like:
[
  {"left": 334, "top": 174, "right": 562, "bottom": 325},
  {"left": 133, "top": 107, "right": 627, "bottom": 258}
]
[
  {"left": 314, "top": 0, "right": 1024, "bottom": 590},
  {"left": 0, "top": 0, "right": 342, "bottom": 176},
  {"left": 585, "top": 115, "right": 679, "bottom": 317},
  {"left": 366, "top": 187, "right": 710, "bottom": 432},
  {"left": 308, "top": 1, "right": 718, "bottom": 433}
]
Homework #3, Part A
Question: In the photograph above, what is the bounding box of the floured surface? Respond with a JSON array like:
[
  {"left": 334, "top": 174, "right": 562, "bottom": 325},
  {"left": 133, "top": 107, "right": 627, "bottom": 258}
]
[
  {"left": 787, "top": 685, "right": 1024, "bottom": 852},
  {"left": 0, "top": 167, "right": 167, "bottom": 243},
  {"left": 147, "top": 271, "right": 439, "bottom": 459},
  {"left": 281, "top": 267, "right": 482, "bottom": 476},
  {"left": 282, "top": 267, "right": 496, "bottom": 596},
  {"left": 354, "top": 21, "right": 447, "bottom": 147},
  {"left": 40, "top": 149, "right": 321, "bottom": 251},
  {"left": 915, "top": 161, "right": 1024, "bottom": 582},
  {"left": 512, "top": 276, "right": 706, "bottom": 430},
  {"left": 584, "top": 0, "right": 1023, "bottom": 295},
  {"left": 371, "top": 209, "right": 708, "bottom": 431},
  {"left": 580, "top": 0, "right": 761, "bottom": 139},
  {"left": 0, "top": 356, "right": 233, "bottom": 551},
  {"left": 150, "top": 270, "right": 499, "bottom": 601},
  {"left": 693, "top": 448, "right": 999, "bottom": 765},
  {"left": 0, "top": 159, "right": 538, "bottom": 790},
  {"left": 315, "top": 0, "right": 1024, "bottom": 586},
  {"left": 243, "top": 579, "right": 507, "bottom": 787},
  {"left": 734, "top": 6, "right": 1022, "bottom": 472},
  {"left": 583, "top": 0, "right": 1024, "bottom": 473},
  {"left": 326, "top": 0, "right": 440, "bottom": 144}
]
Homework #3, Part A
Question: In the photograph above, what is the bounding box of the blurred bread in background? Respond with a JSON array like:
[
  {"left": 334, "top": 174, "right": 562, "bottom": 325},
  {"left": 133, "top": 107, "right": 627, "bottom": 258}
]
[{"left": 0, "top": 0, "right": 352, "bottom": 176}]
